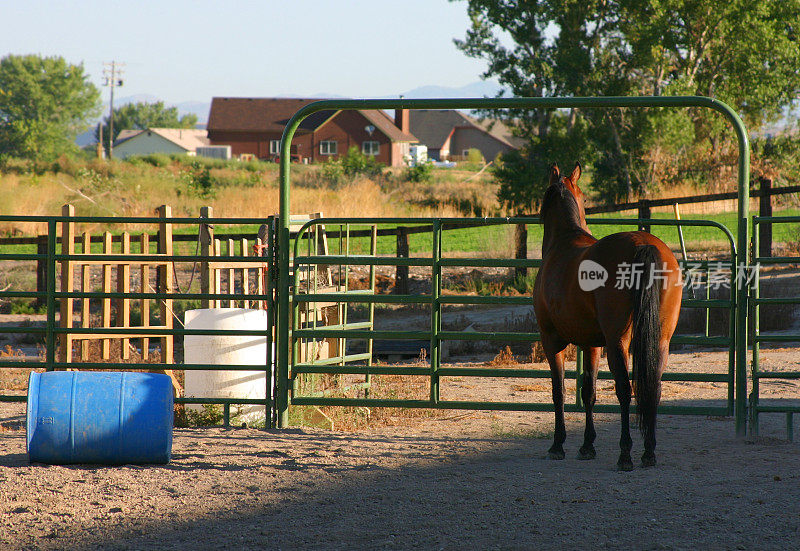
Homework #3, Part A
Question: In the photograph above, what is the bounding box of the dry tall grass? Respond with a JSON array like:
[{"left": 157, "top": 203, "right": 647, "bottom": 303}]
[{"left": 0, "top": 159, "right": 497, "bottom": 234}]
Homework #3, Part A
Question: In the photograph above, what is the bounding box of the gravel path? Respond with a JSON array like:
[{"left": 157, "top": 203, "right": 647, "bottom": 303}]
[{"left": 2, "top": 349, "right": 800, "bottom": 550}]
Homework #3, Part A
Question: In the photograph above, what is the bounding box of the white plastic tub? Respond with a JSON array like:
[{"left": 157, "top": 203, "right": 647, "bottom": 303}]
[{"left": 183, "top": 308, "right": 271, "bottom": 424}]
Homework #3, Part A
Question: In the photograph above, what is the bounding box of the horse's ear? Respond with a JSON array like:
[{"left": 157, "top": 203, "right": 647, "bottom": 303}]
[
  {"left": 570, "top": 162, "right": 581, "bottom": 183},
  {"left": 549, "top": 163, "right": 560, "bottom": 185}
]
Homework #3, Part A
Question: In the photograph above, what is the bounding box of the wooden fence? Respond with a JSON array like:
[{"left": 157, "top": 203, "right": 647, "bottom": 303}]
[
  {"left": 58, "top": 204, "right": 181, "bottom": 393},
  {"left": 2, "top": 178, "right": 798, "bottom": 298}
]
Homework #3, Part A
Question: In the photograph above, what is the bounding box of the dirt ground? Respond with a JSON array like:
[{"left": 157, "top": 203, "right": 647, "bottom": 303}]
[{"left": 2, "top": 347, "right": 800, "bottom": 551}]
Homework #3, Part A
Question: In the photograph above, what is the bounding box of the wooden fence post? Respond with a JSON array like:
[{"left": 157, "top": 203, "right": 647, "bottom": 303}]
[
  {"left": 117, "top": 232, "right": 130, "bottom": 360},
  {"left": 514, "top": 223, "right": 528, "bottom": 279},
  {"left": 638, "top": 199, "right": 651, "bottom": 233},
  {"left": 102, "top": 231, "right": 112, "bottom": 360},
  {"left": 228, "top": 238, "right": 235, "bottom": 308},
  {"left": 395, "top": 226, "right": 409, "bottom": 294},
  {"left": 60, "top": 204, "right": 75, "bottom": 364},
  {"left": 80, "top": 232, "right": 90, "bottom": 361},
  {"left": 157, "top": 205, "right": 174, "bottom": 364},
  {"left": 241, "top": 238, "right": 250, "bottom": 309},
  {"left": 199, "top": 206, "right": 214, "bottom": 308},
  {"left": 140, "top": 233, "right": 150, "bottom": 360},
  {"left": 214, "top": 239, "right": 222, "bottom": 308},
  {"left": 759, "top": 177, "right": 773, "bottom": 258}
]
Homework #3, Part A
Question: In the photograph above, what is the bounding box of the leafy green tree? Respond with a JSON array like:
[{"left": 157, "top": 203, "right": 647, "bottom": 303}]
[
  {"left": 97, "top": 101, "right": 198, "bottom": 152},
  {"left": 452, "top": 0, "right": 800, "bottom": 201},
  {"left": 0, "top": 54, "right": 100, "bottom": 161}
]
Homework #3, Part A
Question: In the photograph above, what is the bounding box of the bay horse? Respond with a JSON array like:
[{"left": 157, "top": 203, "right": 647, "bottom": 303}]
[{"left": 533, "top": 163, "right": 682, "bottom": 470}]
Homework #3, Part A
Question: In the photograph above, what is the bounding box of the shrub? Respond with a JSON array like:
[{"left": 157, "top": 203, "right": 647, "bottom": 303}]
[
  {"left": 134, "top": 153, "right": 172, "bottom": 168},
  {"left": 465, "top": 148, "right": 485, "bottom": 165},
  {"left": 179, "top": 161, "right": 217, "bottom": 198},
  {"left": 320, "top": 159, "right": 345, "bottom": 187},
  {"left": 341, "top": 146, "right": 384, "bottom": 177},
  {"left": 177, "top": 404, "right": 223, "bottom": 427},
  {"left": 403, "top": 161, "right": 433, "bottom": 183}
]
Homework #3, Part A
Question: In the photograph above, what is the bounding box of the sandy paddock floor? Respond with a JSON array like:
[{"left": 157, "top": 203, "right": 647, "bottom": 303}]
[{"left": 1, "top": 349, "right": 799, "bottom": 550}]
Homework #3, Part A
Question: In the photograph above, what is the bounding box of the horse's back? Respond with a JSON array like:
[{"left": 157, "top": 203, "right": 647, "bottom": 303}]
[
  {"left": 534, "top": 230, "right": 682, "bottom": 348},
  {"left": 588, "top": 231, "right": 678, "bottom": 268},
  {"left": 586, "top": 231, "right": 682, "bottom": 343}
]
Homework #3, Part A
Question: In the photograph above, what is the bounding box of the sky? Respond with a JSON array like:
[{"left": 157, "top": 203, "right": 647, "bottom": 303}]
[{"left": 1, "top": 0, "right": 494, "bottom": 104}]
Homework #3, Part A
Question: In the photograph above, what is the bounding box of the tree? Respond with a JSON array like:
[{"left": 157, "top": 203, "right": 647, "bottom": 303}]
[
  {"left": 97, "top": 101, "right": 198, "bottom": 153},
  {"left": 452, "top": 0, "right": 800, "bottom": 201},
  {"left": 0, "top": 54, "right": 100, "bottom": 161}
]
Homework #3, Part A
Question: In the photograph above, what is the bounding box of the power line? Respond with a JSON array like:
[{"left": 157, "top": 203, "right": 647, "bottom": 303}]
[{"left": 102, "top": 61, "right": 125, "bottom": 159}]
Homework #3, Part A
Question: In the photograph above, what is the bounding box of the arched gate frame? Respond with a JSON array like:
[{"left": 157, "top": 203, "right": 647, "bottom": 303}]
[{"left": 278, "top": 97, "right": 751, "bottom": 435}]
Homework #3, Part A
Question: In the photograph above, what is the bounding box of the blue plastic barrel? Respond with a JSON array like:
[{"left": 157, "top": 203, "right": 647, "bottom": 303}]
[{"left": 27, "top": 371, "right": 173, "bottom": 464}]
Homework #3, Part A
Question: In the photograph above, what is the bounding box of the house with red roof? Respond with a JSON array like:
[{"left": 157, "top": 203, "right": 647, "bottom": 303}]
[
  {"left": 408, "top": 109, "right": 524, "bottom": 162},
  {"left": 206, "top": 98, "right": 418, "bottom": 167}
]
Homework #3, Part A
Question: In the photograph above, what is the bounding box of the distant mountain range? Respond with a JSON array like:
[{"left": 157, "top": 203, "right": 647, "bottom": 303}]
[{"left": 76, "top": 81, "right": 507, "bottom": 146}]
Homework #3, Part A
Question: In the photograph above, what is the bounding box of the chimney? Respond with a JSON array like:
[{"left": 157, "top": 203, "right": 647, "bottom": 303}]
[{"left": 395, "top": 95, "right": 409, "bottom": 134}]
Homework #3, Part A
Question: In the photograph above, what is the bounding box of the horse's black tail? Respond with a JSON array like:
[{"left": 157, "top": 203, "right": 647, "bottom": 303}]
[{"left": 631, "top": 245, "right": 661, "bottom": 434}]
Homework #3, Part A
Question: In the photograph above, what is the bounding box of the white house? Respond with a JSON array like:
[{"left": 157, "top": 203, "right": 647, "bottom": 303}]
[{"left": 113, "top": 128, "right": 210, "bottom": 159}]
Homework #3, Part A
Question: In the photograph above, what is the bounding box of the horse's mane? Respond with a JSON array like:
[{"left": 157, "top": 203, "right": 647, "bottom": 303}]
[{"left": 539, "top": 181, "right": 583, "bottom": 227}]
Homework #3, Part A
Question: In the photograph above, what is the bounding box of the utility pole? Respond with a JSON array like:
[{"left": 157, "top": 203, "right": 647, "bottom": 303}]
[{"left": 102, "top": 61, "right": 124, "bottom": 159}]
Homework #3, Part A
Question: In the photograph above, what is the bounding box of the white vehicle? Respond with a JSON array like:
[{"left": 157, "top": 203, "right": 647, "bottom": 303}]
[{"left": 405, "top": 144, "right": 428, "bottom": 166}]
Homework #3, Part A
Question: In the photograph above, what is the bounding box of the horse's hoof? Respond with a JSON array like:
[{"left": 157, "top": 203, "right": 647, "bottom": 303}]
[
  {"left": 641, "top": 454, "right": 657, "bottom": 468},
  {"left": 576, "top": 446, "right": 596, "bottom": 460},
  {"left": 617, "top": 456, "right": 634, "bottom": 471},
  {"left": 547, "top": 448, "right": 565, "bottom": 460}
]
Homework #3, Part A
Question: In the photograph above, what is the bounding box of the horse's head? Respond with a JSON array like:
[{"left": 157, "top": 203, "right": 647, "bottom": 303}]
[{"left": 541, "top": 162, "right": 589, "bottom": 232}]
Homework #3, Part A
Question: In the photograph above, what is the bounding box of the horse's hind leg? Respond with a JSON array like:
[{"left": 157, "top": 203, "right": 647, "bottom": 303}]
[
  {"left": 641, "top": 341, "right": 668, "bottom": 467},
  {"left": 577, "top": 347, "right": 601, "bottom": 460},
  {"left": 542, "top": 335, "right": 568, "bottom": 460},
  {"left": 607, "top": 343, "right": 634, "bottom": 471}
]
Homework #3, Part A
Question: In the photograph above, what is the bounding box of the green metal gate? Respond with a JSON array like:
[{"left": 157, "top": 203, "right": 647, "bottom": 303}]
[
  {"left": 0, "top": 96, "right": 754, "bottom": 436},
  {"left": 0, "top": 213, "right": 280, "bottom": 427},
  {"left": 277, "top": 96, "right": 752, "bottom": 434},
  {"left": 750, "top": 216, "right": 800, "bottom": 440},
  {"left": 287, "top": 216, "right": 737, "bottom": 418}
]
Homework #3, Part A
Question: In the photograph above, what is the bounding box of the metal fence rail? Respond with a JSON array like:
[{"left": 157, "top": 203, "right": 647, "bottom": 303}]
[
  {"left": 751, "top": 216, "right": 800, "bottom": 440},
  {"left": 288, "top": 216, "right": 737, "bottom": 418},
  {"left": 0, "top": 213, "right": 278, "bottom": 428},
  {"left": 278, "top": 95, "right": 751, "bottom": 434},
  {"left": 0, "top": 95, "right": 757, "bottom": 435}
]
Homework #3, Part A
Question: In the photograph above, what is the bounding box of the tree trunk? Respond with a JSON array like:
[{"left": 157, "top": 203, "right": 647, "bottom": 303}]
[{"left": 607, "top": 113, "right": 633, "bottom": 199}]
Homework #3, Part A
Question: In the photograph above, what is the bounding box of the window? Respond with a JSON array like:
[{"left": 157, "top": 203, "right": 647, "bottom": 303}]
[
  {"left": 319, "top": 140, "right": 337, "bottom": 155},
  {"left": 362, "top": 141, "right": 380, "bottom": 156},
  {"left": 269, "top": 140, "right": 280, "bottom": 155}
]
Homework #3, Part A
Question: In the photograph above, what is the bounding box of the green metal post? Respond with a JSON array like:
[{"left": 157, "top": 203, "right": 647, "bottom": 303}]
[
  {"left": 430, "top": 220, "right": 442, "bottom": 403},
  {"left": 45, "top": 220, "right": 57, "bottom": 372},
  {"left": 278, "top": 142, "right": 296, "bottom": 428},
  {"left": 732, "top": 116, "right": 750, "bottom": 438},
  {"left": 705, "top": 262, "right": 711, "bottom": 339},
  {"left": 728, "top": 256, "right": 737, "bottom": 414},
  {"left": 342, "top": 224, "right": 350, "bottom": 367},
  {"left": 292, "top": 263, "right": 301, "bottom": 397},
  {"left": 266, "top": 217, "right": 276, "bottom": 428},
  {"left": 750, "top": 221, "right": 760, "bottom": 435},
  {"left": 366, "top": 224, "right": 377, "bottom": 394}
]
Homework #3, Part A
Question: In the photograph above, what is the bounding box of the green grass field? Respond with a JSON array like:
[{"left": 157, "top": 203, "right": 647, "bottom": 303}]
[
  {"left": 322, "top": 208, "right": 800, "bottom": 257},
  {"left": 0, "top": 208, "right": 797, "bottom": 259}
]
